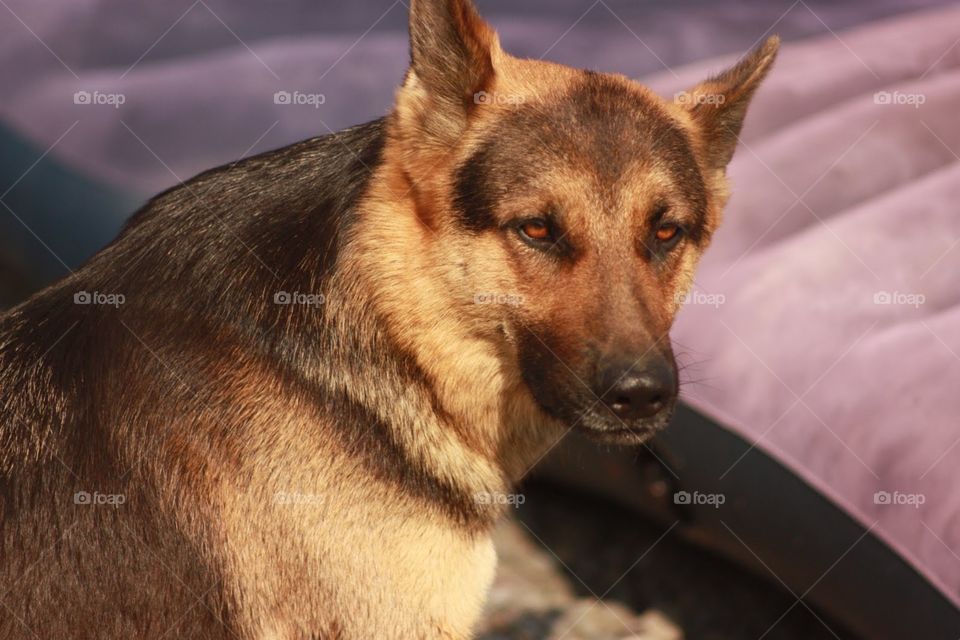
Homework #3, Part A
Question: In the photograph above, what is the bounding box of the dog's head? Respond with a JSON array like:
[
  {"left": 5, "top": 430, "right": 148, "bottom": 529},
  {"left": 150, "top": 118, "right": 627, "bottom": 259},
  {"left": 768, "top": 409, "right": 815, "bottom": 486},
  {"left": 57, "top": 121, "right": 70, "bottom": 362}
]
[{"left": 389, "top": 0, "right": 777, "bottom": 443}]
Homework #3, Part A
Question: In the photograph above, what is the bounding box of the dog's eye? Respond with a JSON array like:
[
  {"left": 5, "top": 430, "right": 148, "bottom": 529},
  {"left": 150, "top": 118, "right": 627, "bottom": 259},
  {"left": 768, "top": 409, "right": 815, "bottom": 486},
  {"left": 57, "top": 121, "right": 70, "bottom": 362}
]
[
  {"left": 655, "top": 223, "right": 683, "bottom": 247},
  {"left": 519, "top": 219, "right": 552, "bottom": 243}
]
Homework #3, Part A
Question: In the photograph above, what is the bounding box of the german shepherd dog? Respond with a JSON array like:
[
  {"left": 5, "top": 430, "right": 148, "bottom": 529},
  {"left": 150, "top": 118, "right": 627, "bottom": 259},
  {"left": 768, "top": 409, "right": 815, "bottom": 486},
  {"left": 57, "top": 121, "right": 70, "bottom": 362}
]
[{"left": 0, "top": 0, "right": 776, "bottom": 637}]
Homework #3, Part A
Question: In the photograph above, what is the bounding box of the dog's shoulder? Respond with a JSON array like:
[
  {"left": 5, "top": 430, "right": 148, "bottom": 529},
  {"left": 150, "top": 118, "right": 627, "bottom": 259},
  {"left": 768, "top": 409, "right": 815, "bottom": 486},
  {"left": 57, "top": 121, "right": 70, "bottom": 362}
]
[
  {"left": 118, "top": 117, "right": 387, "bottom": 258},
  {"left": 0, "top": 119, "right": 389, "bottom": 470}
]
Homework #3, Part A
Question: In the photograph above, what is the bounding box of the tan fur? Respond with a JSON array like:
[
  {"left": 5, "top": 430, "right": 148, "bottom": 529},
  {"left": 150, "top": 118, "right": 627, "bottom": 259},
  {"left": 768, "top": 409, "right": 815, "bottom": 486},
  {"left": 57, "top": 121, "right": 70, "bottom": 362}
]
[{"left": 216, "top": 406, "right": 497, "bottom": 639}]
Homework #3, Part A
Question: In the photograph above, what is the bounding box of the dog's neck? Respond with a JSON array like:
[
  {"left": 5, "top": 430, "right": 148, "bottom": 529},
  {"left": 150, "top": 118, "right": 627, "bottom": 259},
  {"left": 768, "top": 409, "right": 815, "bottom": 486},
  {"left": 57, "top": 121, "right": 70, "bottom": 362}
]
[{"left": 322, "top": 138, "right": 564, "bottom": 503}]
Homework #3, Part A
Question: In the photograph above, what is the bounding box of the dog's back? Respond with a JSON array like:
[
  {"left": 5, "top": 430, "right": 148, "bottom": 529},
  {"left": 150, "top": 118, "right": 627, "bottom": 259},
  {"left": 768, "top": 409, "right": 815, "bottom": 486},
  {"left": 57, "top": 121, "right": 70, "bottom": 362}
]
[{"left": 0, "top": 121, "right": 389, "bottom": 637}]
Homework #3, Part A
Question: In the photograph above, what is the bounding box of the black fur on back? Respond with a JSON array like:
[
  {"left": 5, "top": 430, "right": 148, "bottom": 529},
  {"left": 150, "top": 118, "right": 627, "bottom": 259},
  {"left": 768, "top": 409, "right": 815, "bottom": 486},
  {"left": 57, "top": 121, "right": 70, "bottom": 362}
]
[{"left": 0, "top": 119, "right": 387, "bottom": 637}]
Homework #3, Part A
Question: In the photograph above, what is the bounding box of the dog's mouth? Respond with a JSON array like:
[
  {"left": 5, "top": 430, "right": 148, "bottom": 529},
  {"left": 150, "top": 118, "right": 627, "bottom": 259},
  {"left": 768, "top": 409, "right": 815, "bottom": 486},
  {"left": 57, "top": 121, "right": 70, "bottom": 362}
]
[
  {"left": 573, "top": 403, "right": 675, "bottom": 445},
  {"left": 529, "top": 389, "right": 676, "bottom": 445}
]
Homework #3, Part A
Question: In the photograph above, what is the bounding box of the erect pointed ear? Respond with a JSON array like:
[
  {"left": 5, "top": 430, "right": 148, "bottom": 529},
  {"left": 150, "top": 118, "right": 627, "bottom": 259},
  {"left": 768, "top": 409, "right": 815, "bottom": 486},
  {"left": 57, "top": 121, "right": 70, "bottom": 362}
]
[
  {"left": 404, "top": 0, "right": 498, "bottom": 138},
  {"left": 676, "top": 36, "right": 779, "bottom": 171}
]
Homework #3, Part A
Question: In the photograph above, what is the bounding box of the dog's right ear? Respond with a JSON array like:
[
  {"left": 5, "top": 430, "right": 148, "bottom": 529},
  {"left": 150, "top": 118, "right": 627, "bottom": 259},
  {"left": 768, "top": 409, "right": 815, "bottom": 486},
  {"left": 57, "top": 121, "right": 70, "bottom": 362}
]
[
  {"left": 399, "top": 0, "right": 499, "bottom": 146},
  {"left": 675, "top": 36, "right": 779, "bottom": 172}
]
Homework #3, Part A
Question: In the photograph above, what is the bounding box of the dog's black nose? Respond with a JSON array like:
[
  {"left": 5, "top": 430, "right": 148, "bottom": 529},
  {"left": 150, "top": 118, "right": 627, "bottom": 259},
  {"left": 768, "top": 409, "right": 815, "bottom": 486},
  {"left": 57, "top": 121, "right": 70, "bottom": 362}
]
[{"left": 597, "top": 357, "right": 677, "bottom": 421}]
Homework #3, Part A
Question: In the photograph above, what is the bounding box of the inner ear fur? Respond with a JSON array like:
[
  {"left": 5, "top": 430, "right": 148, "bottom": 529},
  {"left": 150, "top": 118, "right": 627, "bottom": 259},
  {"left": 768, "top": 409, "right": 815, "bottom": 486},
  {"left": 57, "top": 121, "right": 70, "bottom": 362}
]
[
  {"left": 402, "top": 0, "right": 499, "bottom": 145},
  {"left": 677, "top": 35, "right": 779, "bottom": 170}
]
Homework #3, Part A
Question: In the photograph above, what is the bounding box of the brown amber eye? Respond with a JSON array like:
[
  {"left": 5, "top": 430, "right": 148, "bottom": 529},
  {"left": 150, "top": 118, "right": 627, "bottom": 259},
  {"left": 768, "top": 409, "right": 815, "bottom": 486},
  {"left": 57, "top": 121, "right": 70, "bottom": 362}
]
[
  {"left": 520, "top": 220, "right": 551, "bottom": 241},
  {"left": 656, "top": 223, "right": 681, "bottom": 243}
]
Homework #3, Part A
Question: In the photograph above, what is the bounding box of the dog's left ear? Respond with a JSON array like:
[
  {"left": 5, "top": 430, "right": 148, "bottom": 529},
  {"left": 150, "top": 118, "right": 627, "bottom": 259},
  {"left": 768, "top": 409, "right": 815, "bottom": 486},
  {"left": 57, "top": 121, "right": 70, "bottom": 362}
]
[
  {"left": 676, "top": 36, "right": 779, "bottom": 171},
  {"left": 400, "top": 0, "right": 499, "bottom": 145}
]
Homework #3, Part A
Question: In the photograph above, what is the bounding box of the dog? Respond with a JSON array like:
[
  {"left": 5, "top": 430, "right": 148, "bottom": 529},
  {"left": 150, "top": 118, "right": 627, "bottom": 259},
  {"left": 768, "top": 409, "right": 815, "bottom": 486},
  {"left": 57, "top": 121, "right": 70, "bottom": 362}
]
[{"left": 0, "top": 0, "right": 777, "bottom": 637}]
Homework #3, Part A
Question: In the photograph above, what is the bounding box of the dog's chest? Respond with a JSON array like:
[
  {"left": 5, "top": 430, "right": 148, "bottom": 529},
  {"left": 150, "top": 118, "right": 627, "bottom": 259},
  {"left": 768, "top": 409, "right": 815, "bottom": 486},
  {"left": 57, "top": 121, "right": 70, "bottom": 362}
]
[{"left": 222, "top": 484, "right": 498, "bottom": 638}]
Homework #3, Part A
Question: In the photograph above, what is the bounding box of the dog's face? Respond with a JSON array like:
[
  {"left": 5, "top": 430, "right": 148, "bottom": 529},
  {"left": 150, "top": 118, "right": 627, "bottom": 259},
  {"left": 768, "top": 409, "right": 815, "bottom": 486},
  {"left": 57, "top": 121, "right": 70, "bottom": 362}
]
[{"left": 393, "top": 0, "right": 777, "bottom": 443}]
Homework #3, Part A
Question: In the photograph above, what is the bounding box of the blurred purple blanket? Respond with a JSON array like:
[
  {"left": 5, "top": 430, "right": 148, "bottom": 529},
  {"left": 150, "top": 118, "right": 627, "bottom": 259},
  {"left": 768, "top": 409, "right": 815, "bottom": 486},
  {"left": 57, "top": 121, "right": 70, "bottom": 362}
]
[
  {"left": 1, "top": 0, "right": 959, "bottom": 609},
  {"left": 651, "top": 6, "right": 960, "bottom": 606}
]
